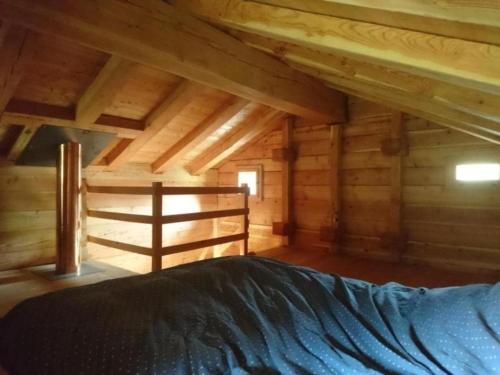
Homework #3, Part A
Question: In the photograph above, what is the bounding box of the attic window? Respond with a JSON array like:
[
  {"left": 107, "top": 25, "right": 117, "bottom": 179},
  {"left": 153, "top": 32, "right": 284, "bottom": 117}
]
[
  {"left": 455, "top": 163, "right": 500, "bottom": 182},
  {"left": 237, "top": 166, "right": 262, "bottom": 198}
]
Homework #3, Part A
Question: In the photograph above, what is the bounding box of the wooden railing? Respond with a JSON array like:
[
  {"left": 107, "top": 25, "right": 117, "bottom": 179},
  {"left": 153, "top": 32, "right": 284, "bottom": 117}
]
[{"left": 87, "top": 183, "right": 250, "bottom": 271}]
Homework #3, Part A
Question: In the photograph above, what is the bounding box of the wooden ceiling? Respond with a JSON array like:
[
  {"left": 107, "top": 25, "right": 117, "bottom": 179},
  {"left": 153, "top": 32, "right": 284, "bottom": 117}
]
[{"left": 0, "top": 0, "right": 498, "bottom": 176}]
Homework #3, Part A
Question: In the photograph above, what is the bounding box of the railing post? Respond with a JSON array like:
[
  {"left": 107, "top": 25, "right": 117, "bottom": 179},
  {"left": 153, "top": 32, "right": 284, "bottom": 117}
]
[
  {"left": 243, "top": 186, "right": 249, "bottom": 256},
  {"left": 152, "top": 182, "right": 163, "bottom": 271}
]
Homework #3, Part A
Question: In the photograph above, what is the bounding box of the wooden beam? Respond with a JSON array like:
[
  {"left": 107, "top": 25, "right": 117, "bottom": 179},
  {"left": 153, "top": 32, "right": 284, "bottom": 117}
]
[
  {"left": 6, "top": 123, "right": 39, "bottom": 161},
  {"left": 0, "top": 26, "right": 36, "bottom": 116},
  {"left": 282, "top": 116, "right": 294, "bottom": 246},
  {"left": 76, "top": 55, "right": 136, "bottom": 127},
  {"left": 253, "top": 0, "right": 500, "bottom": 46},
  {"left": 0, "top": 0, "right": 346, "bottom": 122},
  {"left": 329, "top": 124, "right": 342, "bottom": 252},
  {"left": 382, "top": 111, "right": 406, "bottom": 261},
  {"left": 90, "top": 138, "right": 122, "bottom": 166},
  {"left": 187, "top": 108, "right": 284, "bottom": 175},
  {"left": 151, "top": 97, "right": 249, "bottom": 173},
  {"left": 105, "top": 80, "right": 200, "bottom": 169},
  {"left": 2, "top": 99, "right": 144, "bottom": 138},
  {"left": 234, "top": 33, "right": 500, "bottom": 143},
  {"left": 171, "top": 0, "right": 500, "bottom": 96}
]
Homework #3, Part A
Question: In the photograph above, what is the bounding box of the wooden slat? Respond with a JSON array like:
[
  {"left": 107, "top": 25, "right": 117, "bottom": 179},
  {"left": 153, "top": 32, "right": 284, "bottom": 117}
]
[
  {"left": 151, "top": 97, "right": 249, "bottom": 173},
  {"left": 106, "top": 80, "right": 200, "bottom": 169},
  {"left": 0, "top": 0, "right": 346, "bottom": 122},
  {"left": 330, "top": 124, "right": 342, "bottom": 251},
  {"left": 172, "top": 0, "right": 500, "bottom": 96},
  {"left": 0, "top": 26, "right": 36, "bottom": 115},
  {"left": 162, "top": 208, "right": 248, "bottom": 224},
  {"left": 2, "top": 99, "right": 144, "bottom": 138},
  {"left": 87, "top": 235, "right": 152, "bottom": 256},
  {"left": 254, "top": 0, "right": 500, "bottom": 46},
  {"left": 6, "top": 124, "right": 39, "bottom": 161},
  {"left": 282, "top": 116, "right": 294, "bottom": 246},
  {"left": 187, "top": 109, "right": 284, "bottom": 175},
  {"left": 87, "top": 186, "right": 153, "bottom": 195},
  {"left": 161, "top": 186, "right": 246, "bottom": 195},
  {"left": 152, "top": 182, "right": 163, "bottom": 271},
  {"left": 162, "top": 233, "right": 247, "bottom": 256},
  {"left": 76, "top": 55, "right": 136, "bottom": 126},
  {"left": 87, "top": 209, "right": 153, "bottom": 224}
]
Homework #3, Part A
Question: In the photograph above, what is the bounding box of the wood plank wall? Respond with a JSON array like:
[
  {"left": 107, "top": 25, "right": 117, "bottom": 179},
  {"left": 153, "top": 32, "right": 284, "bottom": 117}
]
[
  {"left": 217, "top": 127, "right": 283, "bottom": 253},
  {"left": 0, "top": 163, "right": 218, "bottom": 271},
  {"left": 218, "top": 96, "right": 499, "bottom": 273}
]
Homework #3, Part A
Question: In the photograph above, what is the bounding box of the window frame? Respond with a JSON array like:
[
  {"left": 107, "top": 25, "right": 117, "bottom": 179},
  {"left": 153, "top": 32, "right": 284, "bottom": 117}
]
[{"left": 236, "top": 165, "right": 263, "bottom": 200}]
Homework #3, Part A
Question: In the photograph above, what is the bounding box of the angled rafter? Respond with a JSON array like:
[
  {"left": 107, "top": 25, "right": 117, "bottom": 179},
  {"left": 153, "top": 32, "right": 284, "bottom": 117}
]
[
  {"left": 6, "top": 123, "right": 39, "bottom": 160},
  {"left": 170, "top": 0, "right": 500, "bottom": 96},
  {"left": 235, "top": 31, "right": 500, "bottom": 144},
  {"left": 253, "top": 0, "right": 500, "bottom": 46},
  {"left": 0, "top": 25, "right": 36, "bottom": 116},
  {"left": 76, "top": 55, "right": 136, "bottom": 127},
  {"left": 151, "top": 97, "right": 249, "bottom": 173},
  {"left": 187, "top": 108, "right": 284, "bottom": 175},
  {"left": 0, "top": 0, "right": 346, "bottom": 123},
  {"left": 1, "top": 99, "right": 144, "bottom": 138},
  {"left": 105, "top": 80, "right": 201, "bottom": 170}
]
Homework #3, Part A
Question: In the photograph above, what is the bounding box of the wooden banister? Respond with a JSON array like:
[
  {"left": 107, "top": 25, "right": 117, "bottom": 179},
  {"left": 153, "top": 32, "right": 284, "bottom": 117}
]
[{"left": 86, "top": 183, "right": 250, "bottom": 271}]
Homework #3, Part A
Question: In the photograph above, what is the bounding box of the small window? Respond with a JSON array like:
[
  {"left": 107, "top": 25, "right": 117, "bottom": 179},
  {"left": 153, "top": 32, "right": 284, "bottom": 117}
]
[
  {"left": 455, "top": 163, "right": 500, "bottom": 182},
  {"left": 237, "top": 166, "right": 262, "bottom": 198}
]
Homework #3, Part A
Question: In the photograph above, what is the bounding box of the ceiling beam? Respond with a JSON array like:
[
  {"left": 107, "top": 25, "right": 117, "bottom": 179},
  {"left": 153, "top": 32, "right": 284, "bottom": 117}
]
[
  {"left": 187, "top": 108, "right": 284, "bottom": 175},
  {"left": 0, "top": 0, "right": 346, "bottom": 123},
  {"left": 169, "top": 0, "right": 500, "bottom": 96},
  {"left": 6, "top": 123, "right": 39, "bottom": 161},
  {"left": 151, "top": 97, "right": 249, "bottom": 173},
  {"left": 0, "top": 25, "right": 36, "bottom": 116},
  {"left": 236, "top": 31, "right": 500, "bottom": 144},
  {"left": 1, "top": 99, "right": 144, "bottom": 138},
  {"left": 253, "top": 0, "right": 500, "bottom": 46},
  {"left": 76, "top": 55, "right": 136, "bottom": 127},
  {"left": 105, "top": 80, "right": 201, "bottom": 170}
]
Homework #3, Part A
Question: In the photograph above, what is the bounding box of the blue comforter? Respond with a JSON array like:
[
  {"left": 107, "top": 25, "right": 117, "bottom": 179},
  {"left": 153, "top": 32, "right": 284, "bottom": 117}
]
[{"left": 1, "top": 256, "right": 499, "bottom": 374}]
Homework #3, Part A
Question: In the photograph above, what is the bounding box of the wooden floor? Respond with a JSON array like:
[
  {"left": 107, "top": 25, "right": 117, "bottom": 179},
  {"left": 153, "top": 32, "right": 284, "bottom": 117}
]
[{"left": 1, "top": 248, "right": 498, "bottom": 317}]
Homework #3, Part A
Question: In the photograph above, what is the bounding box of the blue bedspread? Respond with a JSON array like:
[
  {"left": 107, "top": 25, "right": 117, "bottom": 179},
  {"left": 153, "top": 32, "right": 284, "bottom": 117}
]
[{"left": 1, "top": 256, "right": 499, "bottom": 374}]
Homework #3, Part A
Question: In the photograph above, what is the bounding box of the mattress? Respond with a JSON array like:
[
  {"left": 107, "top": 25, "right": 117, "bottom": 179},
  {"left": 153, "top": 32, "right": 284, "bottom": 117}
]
[{"left": 1, "top": 256, "right": 499, "bottom": 374}]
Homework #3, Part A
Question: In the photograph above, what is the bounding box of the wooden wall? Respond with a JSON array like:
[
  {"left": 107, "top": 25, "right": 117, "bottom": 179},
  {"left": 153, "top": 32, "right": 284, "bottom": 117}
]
[
  {"left": 217, "top": 127, "right": 283, "bottom": 253},
  {"left": 217, "top": 96, "right": 499, "bottom": 273},
  {"left": 0, "top": 163, "right": 218, "bottom": 271}
]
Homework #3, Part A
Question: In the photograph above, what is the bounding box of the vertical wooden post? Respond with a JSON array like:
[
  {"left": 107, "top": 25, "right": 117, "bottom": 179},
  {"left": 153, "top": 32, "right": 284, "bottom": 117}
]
[
  {"left": 56, "top": 142, "right": 81, "bottom": 274},
  {"left": 243, "top": 186, "right": 249, "bottom": 256},
  {"left": 329, "top": 125, "right": 342, "bottom": 253},
  {"left": 388, "top": 111, "right": 405, "bottom": 261},
  {"left": 282, "top": 116, "right": 294, "bottom": 246},
  {"left": 152, "top": 182, "right": 163, "bottom": 271},
  {"left": 80, "top": 178, "right": 88, "bottom": 260}
]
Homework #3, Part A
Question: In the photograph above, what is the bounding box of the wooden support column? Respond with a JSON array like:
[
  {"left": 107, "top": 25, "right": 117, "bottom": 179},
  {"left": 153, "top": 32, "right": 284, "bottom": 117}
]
[
  {"left": 243, "top": 185, "right": 249, "bottom": 256},
  {"left": 271, "top": 116, "right": 295, "bottom": 245},
  {"left": 56, "top": 142, "right": 82, "bottom": 274},
  {"left": 381, "top": 111, "right": 407, "bottom": 261},
  {"left": 329, "top": 124, "right": 342, "bottom": 252},
  {"left": 152, "top": 182, "right": 163, "bottom": 271}
]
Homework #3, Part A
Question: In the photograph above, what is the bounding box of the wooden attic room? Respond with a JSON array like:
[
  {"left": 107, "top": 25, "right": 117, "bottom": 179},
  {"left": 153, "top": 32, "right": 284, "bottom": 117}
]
[{"left": 0, "top": 0, "right": 499, "bottom": 374}]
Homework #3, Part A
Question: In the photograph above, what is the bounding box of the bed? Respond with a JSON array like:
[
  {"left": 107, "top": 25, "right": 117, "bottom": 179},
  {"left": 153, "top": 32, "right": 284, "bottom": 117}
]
[{"left": 1, "top": 256, "right": 499, "bottom": 374}]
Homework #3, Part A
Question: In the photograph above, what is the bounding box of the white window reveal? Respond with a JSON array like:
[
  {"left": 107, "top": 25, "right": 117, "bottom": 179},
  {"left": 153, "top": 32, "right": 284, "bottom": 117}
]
[
  {"left": 455, "top": 163, "right": 500, "bottom": 182},
  {"left": 238, "top": 170, "right": 258, "bottom": 195}
]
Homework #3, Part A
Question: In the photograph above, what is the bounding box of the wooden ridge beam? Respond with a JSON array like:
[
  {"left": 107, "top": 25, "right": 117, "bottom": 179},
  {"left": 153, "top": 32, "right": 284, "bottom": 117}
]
[
  {"left": 105, "top": 80, "right": 200, "bottom": 170},
  {"left": 235, "top": 33, "right": 500, "bottom": 144},
  {"left": 170, "top": 0, "right": 500, "bottom": 96},
  {"left": 77, "top": 55, "right": 136, "bottom": 127},
  {"left": 187, "top": 108, "right": 284, "bottom": 175},
  {"left": 253, "top": 0, "right": 500, "bottom": 46},
  {"left": 1, "top": 99, "right": 144, "bottom": 138},
  {"left": 0, "top": 25, "right": 36, "bottom": 116},
  {"left": 0, "top": 0, "right": 346, "bottom": 122},
  {"left": 151, "top": 97, "right": 249, "bottom": 173}
]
